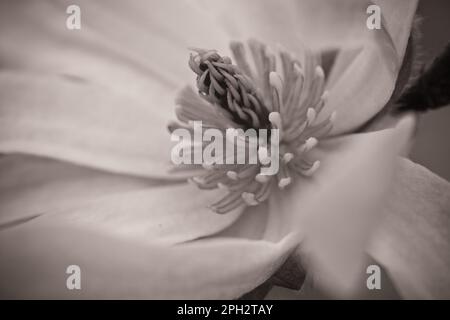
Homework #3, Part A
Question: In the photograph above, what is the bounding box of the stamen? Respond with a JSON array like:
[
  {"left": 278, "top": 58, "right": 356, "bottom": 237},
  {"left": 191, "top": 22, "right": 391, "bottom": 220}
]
[
  {"left": 173, "top": 39, "right": 333, "bottom": 214},
  {"left": 255, "top": 173, "right": 271, "bottom": 183},
  {"left": 301, "top": 160, "right": 321, "bottom": 177},
  {"left": 306, "top": 108, "right": 317, "bottom": 125},
  {"left": 268, "top": 111, "right": 283, "bottom": 139},
  {"left": 227, "top": 170, "right": 239, "bottom": 180},
  {"left": 242, "top": 192, "right": 259, "bottom": 206},
  {"left": 282, "top": 152, "right": 294, "bottom": 163},
  {"left": 299, "top": 137, "right": 318, "bottom": 153}
]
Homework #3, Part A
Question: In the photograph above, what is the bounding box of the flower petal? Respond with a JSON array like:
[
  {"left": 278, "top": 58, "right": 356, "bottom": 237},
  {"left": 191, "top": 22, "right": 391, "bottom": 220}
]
[
  {"left": 199, "top": 0, "right": 380, "bottom": 50},
  {"left": 322, "top": 0, "right": 418, "bottom": 134},
  {"left": 200, "top": 0, "right": 417, "bottom": 135},
  {"left": 0, "top": 155, "right": 172, "bottom": 227},
  {"left": 0, "top": 0, "right": 231, "bottom": 176},
  {"left": 0, "top": 71, "right": 190, "bottom": 179},
  {"left": 8, "top": 182, "right": 244, "bottom": 246},
  {"left": 369, "top": 158, "right": 450, "bottom": 299},
  {"left": 0, "top": 0, "right": 229, "bottom": 91},
  {"left": 268, "top": 115, "right": 415, "bottom": 296},
  {"left": 0, "top": 222, "right": 297, "bottom": 299}
]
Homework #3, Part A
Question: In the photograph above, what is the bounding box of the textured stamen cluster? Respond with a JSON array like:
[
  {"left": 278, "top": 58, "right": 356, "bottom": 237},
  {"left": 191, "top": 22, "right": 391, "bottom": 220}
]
[
  {"left": 188, "top": 47, "right": 270, "bottom": 129},
  {"left": 170, "top": 39, "right": 336, "bottom": 214}
]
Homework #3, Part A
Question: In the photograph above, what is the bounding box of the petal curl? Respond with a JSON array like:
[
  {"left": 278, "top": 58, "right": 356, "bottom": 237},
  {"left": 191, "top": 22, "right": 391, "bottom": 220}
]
[
  {"left": 268, "top": 115, "right": 415, "bottom": 296},
  {"left": 322, "top": 0, "right": 418, "bottom": 134},
  {"left": 0, "top": 222, "right": 297, "bottom": 299},
  {"left": 0, "top": 155, "right": 170, "bottom": 227},
  {"left": 369, "top": 159, "right": 450, "bottom": 299},
  {"left": 200, "top": 0, "right": 417, "bottom": 134},
  {"left": 4, "top": 182, "right": 244, "bottom": 246}
]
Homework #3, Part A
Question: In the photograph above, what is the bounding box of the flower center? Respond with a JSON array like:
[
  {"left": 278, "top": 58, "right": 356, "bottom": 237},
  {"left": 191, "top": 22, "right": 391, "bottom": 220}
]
[{"left": 169, "top": 39, "right": 336, "bottom": 213}]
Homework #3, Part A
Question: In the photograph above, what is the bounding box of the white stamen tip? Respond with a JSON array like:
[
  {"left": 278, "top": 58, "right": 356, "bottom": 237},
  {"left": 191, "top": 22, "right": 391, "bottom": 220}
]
[
  {"left": 302, "top": 160, "right": 320, "bottom": 177},
  {"left": 283, "top": 152, "right": 294, "bottom": 163},
  {"left": 242, "top": 192, "right": 259, "bottom": 206},
  {"left": 315, "top": 66, "right": 324, "bottom": 79},
  {"left": 300, "top": 137, "right": 318, "bottom": 153},
  {"left": 202, "top": 162, "right": 215, "bottom": 170},
  {"left": 307, "top": 108, "right": 316, "bottom": 124},
  {"left": 268, "top": 112, "right": 282, "bottom": 128},
  {"left": 306, "top": 137, "right": 318, "bottom": 150},
  {"left": 226, "top": 171, "right": 238, "bottom": 180},
  {"left": 269, "top": 72, "right": 283, "bottom": 93},
  {"left": 217, "top": 182, "right": 228, "bottom": 191},
  {"left": 255, "top": 173, "right": 271, "bottom": 183},
  {"left": 278, "top": 177, "right": 292, "bottom": 189}
]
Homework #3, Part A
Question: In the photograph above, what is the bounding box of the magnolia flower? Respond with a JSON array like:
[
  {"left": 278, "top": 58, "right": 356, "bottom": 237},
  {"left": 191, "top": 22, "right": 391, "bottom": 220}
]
[{"left": 0, "top": 0, "right": 449, "bottom": 299}]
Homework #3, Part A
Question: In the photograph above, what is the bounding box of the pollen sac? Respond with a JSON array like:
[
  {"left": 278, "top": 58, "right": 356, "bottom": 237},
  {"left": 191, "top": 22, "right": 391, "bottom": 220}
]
[{"left": 172, "top": 40, "right": 336, "bottom": 214}]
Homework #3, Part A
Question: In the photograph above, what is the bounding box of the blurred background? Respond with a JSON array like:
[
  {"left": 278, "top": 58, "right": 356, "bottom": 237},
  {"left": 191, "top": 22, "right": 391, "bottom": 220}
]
[
  {"left": 269, "top": 0, "right": 450, "bottom": 299},
  {"left": 409, "top": 0, "right": 450, "bottom": 181}
]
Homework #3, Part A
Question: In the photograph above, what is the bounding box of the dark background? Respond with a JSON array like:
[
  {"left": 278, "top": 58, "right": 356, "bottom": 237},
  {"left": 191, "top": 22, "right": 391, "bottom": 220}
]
[{"left": 410, "top": 0, "right": 450, "bottom": 181}]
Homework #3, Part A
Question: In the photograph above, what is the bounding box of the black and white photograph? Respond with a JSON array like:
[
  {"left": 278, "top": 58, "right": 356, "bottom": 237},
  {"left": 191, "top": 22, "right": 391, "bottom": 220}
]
[{"left": 0, "top": 0, "right": 449, "bottom": 306}]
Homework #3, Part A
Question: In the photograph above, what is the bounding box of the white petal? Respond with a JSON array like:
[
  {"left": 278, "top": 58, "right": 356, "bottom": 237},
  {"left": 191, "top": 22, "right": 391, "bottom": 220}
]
[
  {"left": 323, "top": 0, "right": 418, "bottom": 134},
  {"left": 0, "top": 0, "right": 229, "bottom": 91},
  {"left": 369, "top": 159, "right": 450, "bottom": 299},
  {"left": 11, "top": 182, "right": 244, "bottom": 246},
  {"left": 0, "top": 71, "right": 186, "bottom": 179},
  {"left": 268, "top": 115, "right": 415, "bottom": 296},
  {"left": 200, "top": 0, "right": 417, "bottom": 135},
  {"left": 0, "top": 155, "right": 171, "bottom": 227},
  {"left": 0, "top": 0, "right": 231, "bottom": 176},
  {"left": 0, "top": 222, "right": 297, "bottom": 299}
]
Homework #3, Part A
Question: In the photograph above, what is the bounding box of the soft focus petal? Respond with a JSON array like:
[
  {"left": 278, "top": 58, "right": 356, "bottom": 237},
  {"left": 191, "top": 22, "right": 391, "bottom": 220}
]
[
  {"left": 200, "top": 0, "right": 380, "bottom": 50},
  {"left": 0, "top": 0, "right": 229, "bottom": 90},
  {"left": 0, "top": 154, "right": 172, "bottom": 227},
  {"left": 0, "top": 222, "right": 297, "bottom": 299},
  {"left": 369, "top": 158, "right": 450, "bottom": 299},
  {"left": 268, "top": 115, "right": 415, "bottom": 296},
  {"left": 6, "top": 182, "right": 244, "bottom": 246},
  {"left": 201, "top": 0, "right": 417, "bottom": 134},
  {"left": 0, "top": 0, "right": 230, "bottom": 176},
  {"left": 0, "top": 71, "right": 195, "bottom": 179},
  {"left": 322, "top": 0, "right": 418, "bottom": 134}
]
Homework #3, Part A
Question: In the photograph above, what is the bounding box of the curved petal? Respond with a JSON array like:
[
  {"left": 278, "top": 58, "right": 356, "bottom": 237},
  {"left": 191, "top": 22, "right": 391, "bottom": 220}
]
[
  {"left": 199, "top": 0, "right": 386, "bottom": 51},
  {"left": 0, "top": 221, "right": 297, "bottom": 299},
  {"left": 369, "top": 159, "right": 450, "bottom": 299},
  {"left": 0, "top": 0, "right": 230, "bottom": 176},
  {"left": 267, "top": 115, "right": 415, "bottom": 296},
  {"left": 0, "top": 154, "right": 173, "bottom": 227},
  {"left": 0, "top": 71, "right": 192, "bottom": 179},
  {"left": 322, "top": 0, "right": 418, "bottom": 134},
  {"left": 200, "top": 0, "right": 417, "bottom": 135},
  {"left": 8, "top": 182, "right": 244, "bottom": 246},
  {"left": 0, "top": 0, "right": 229, "bottom": 91}
]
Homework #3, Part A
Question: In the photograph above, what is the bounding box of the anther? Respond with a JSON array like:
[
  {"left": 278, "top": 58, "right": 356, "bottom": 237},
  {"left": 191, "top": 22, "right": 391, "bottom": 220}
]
[
  {"left": 278, "top": 177, "right": 292, "bottom": 189},
  {"left": 227, "top": 171, "right": 239, "bottom": 180},
  {"left": 242, "top": 192, "right": 259, "bottom": 206},
  {"left": 302, "top": 160, "right": 320, "bottom": 177},
  {"left": 255, "top": 173, "right": 271, "bottom": 183},
  {"left": 300, "top": 137, "right": 318, "bottom": 153},
  {"left": 307, "top": 108, "right": 316, "bottom": 125},
  {"left": 282, "top": 152, "right": 294, "bottom": 163}
]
